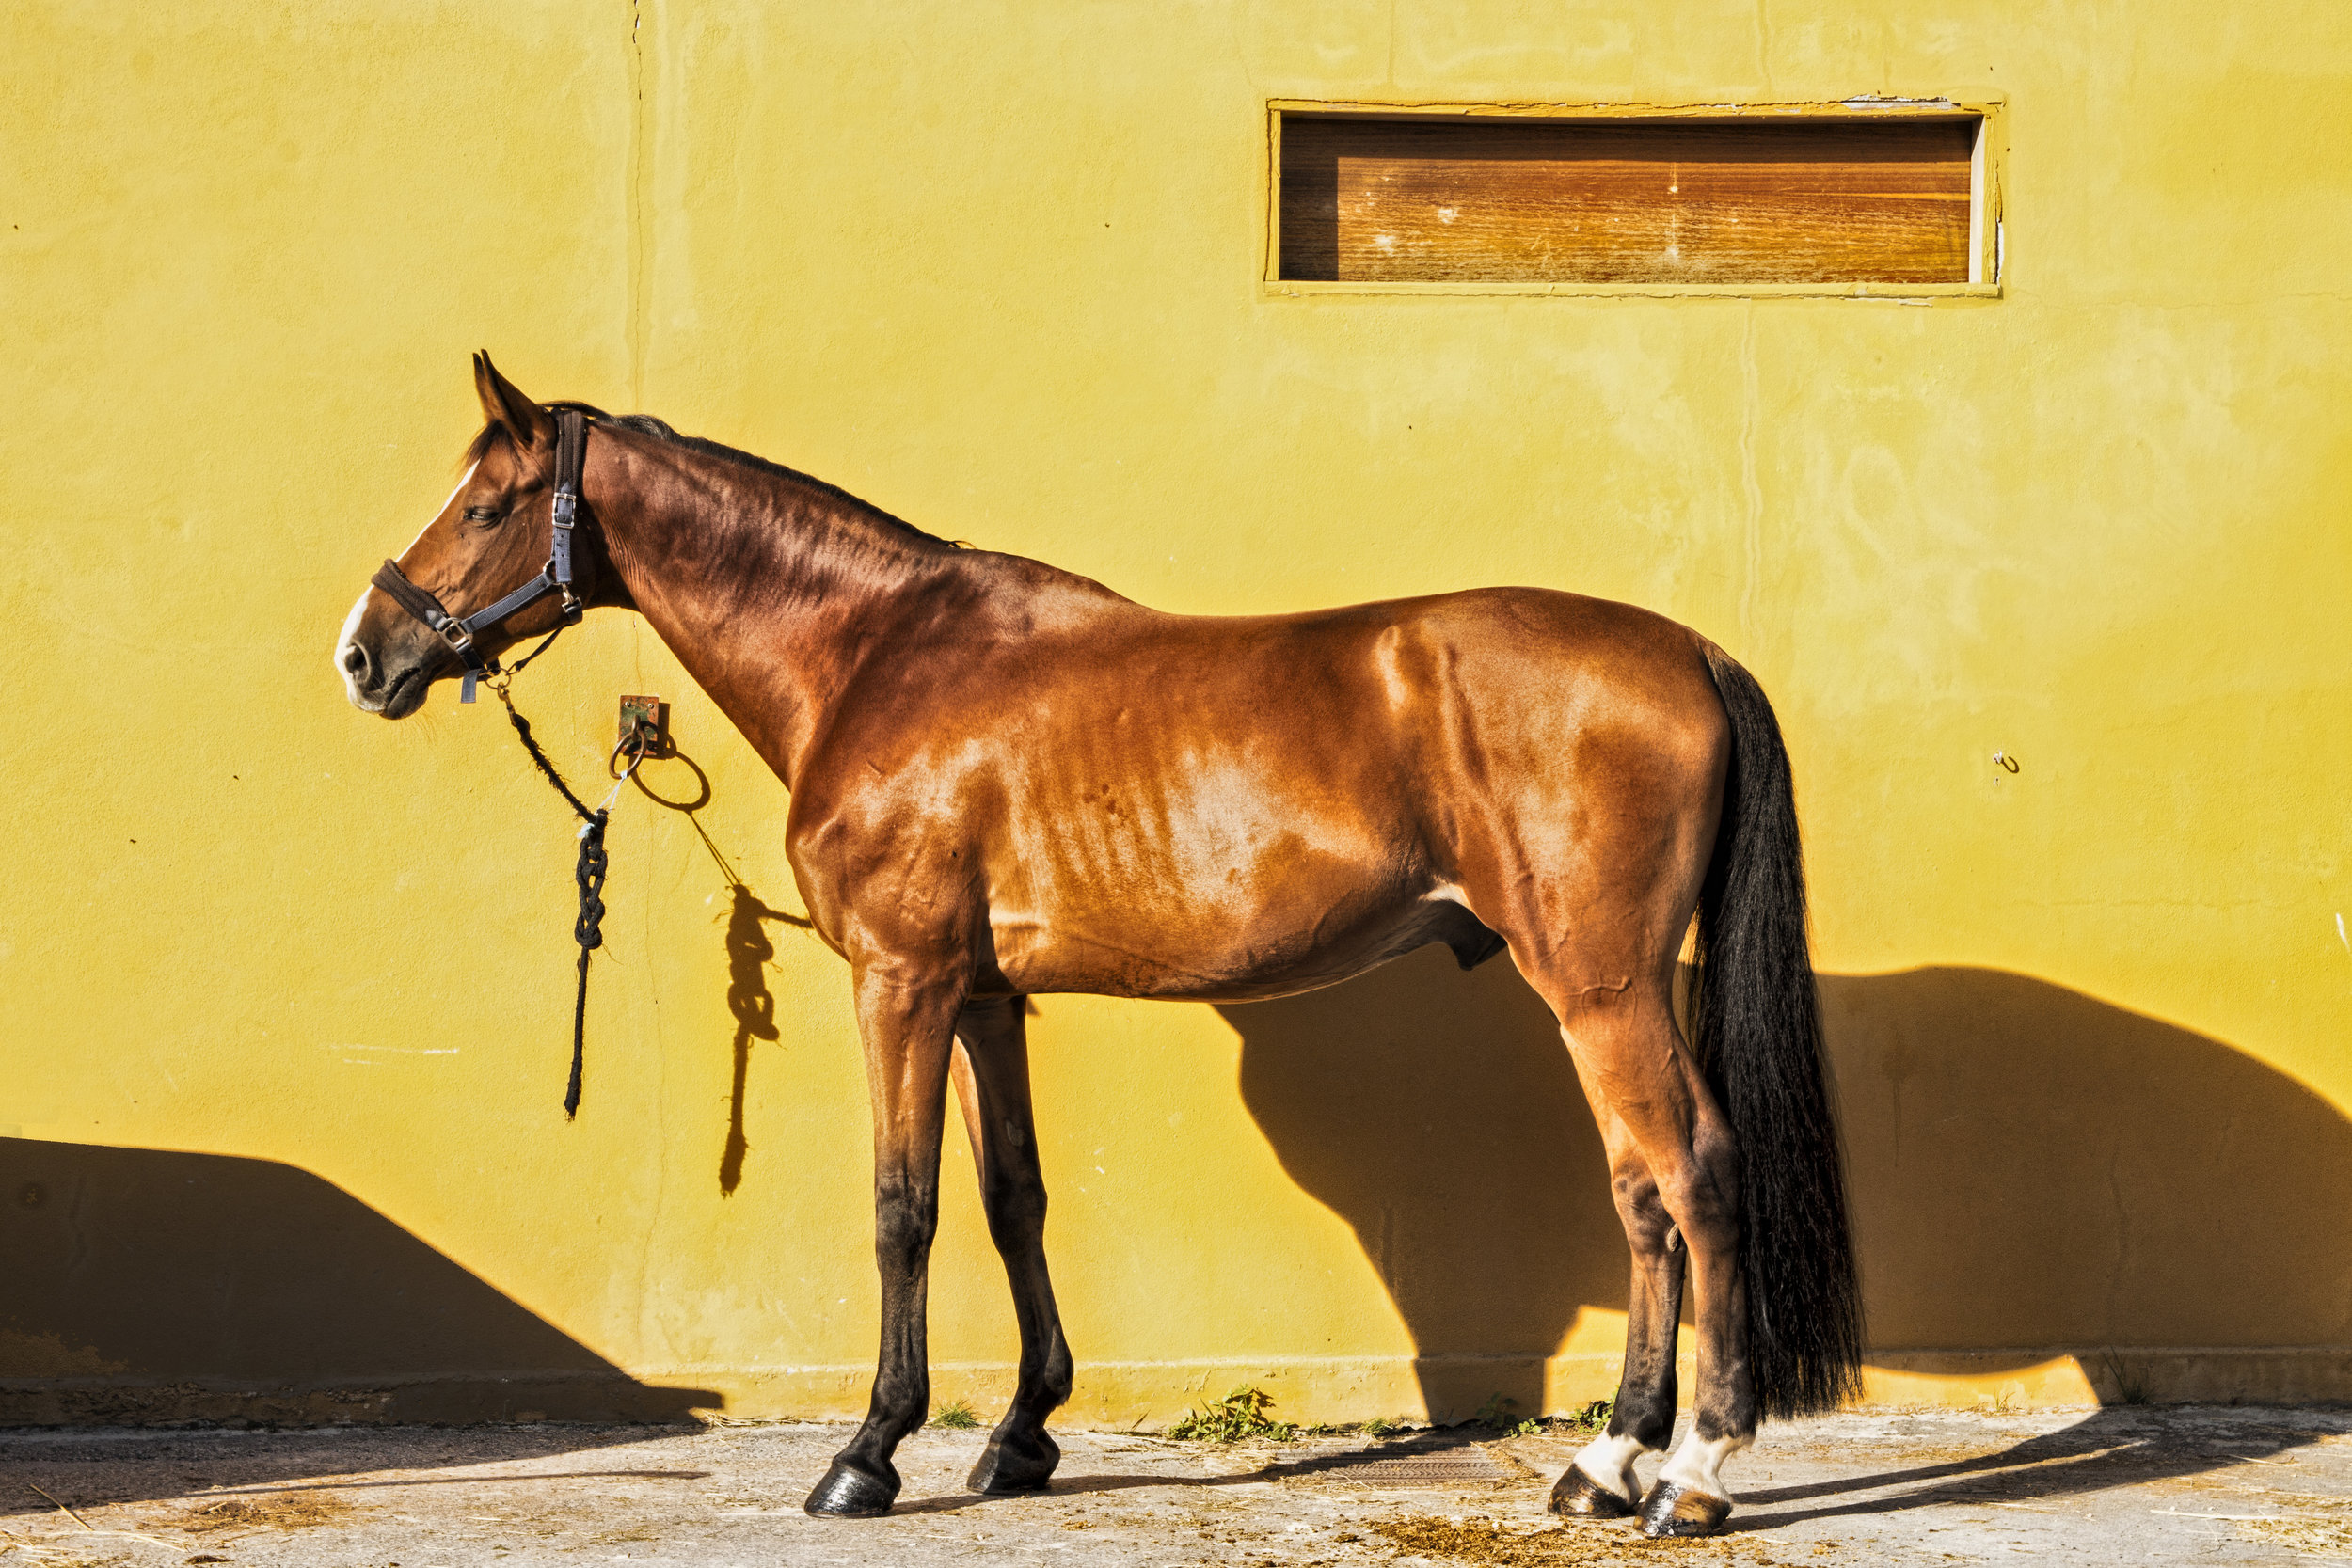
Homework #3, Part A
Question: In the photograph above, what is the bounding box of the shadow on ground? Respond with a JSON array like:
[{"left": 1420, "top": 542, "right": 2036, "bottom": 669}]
[
  {"left": 1733, "top": 1406, "right": 2340, "bottom": 1529},
  {"left": 0, "top": 1424, "right": 711, "bottom": 1522},
  {"left": 0, "top": 1137, "right": 719, "bottom": 1431},
  {"left": 1217, "top": 951, "right": 2352, "bottom": 1420}
]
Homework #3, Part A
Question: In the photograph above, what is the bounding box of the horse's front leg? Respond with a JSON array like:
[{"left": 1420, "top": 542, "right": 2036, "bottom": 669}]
[
  {"left": 804, "top": 964, "right": 963, "bottom": 1517},
  {"left": 950, "top": 994, "right": 1073, "bottom": 1493}
]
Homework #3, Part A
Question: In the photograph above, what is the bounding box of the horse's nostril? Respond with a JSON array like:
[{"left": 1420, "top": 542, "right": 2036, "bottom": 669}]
[{"left": 342, "top": 643, "right": 370, "bottom": 679}]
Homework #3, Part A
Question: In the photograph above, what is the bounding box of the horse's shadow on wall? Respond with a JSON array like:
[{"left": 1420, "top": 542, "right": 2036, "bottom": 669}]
[{"left": 1217, "top": 948, "right": 2352, "bottom": 1421}]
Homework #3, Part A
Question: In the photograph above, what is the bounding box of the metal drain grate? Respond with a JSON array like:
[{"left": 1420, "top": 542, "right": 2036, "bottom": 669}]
[{"left": 1272, "top": 1440, "right": 1509, "bottom": 1486}]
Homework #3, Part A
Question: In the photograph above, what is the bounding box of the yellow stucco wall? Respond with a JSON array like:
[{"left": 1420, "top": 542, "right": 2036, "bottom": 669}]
[{"left": 6, "top": 1, "right": 2349, "bottom": 1425}]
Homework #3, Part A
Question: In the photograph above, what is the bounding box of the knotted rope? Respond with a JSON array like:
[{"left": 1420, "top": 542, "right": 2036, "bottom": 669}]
[
  {"left": 567, "top": 813, "right": 608, "bottom": 1117},
  {"left": 495, "top": 682, "right": 632, "bottom": 1117}
]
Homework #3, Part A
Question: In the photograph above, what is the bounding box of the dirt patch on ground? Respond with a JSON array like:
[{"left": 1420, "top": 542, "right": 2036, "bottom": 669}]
[
  {"left": 178, "top": 1490, "right": 352, "bottom": 1534},
  {"left": 2217, "top": 1491, "right": 2352, "bottom": 1560},
  {"left": 1370, "top": 1515, "right": 1794, "bottom": 1566}
]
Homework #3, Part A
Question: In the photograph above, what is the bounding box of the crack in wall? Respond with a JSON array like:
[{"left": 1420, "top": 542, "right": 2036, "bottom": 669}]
[
  {"left": 2105, "top": 1141, "right": 2131, "bottom": 1341},
  {"left": 1737, "top": 305, "right": 1764, "bottom": 647},
  {"left": 626, "top": 0, "right": 649, "bottom": 406}
]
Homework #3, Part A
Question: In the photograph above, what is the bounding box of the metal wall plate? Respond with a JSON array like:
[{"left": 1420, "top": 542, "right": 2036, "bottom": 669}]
[{"left": 617, "top": 695, "right": 671, "bottom": 759}]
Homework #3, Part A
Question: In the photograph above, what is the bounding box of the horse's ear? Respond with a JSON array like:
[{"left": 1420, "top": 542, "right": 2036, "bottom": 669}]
[{"left": 473, "top": 351, "right": 555, "bottom": 453}]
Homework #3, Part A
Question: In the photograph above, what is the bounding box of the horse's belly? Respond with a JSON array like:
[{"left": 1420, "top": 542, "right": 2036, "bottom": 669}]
[
  {"left": 990, "top": 887, "right": 1504, "bottom": 1003},
  {"left": 981, "top": 724, "right": 1475, "bottom": 1000}
]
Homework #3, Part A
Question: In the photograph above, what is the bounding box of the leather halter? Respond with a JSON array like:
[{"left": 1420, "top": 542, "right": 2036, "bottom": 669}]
[{"left": 372, "top": 408, "right": 590, "bottom": 702}]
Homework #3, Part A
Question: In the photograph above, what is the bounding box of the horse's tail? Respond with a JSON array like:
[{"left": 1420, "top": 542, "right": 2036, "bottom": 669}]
[{"left": 1691, "top": 641, "right": 1864, "bottom": 1419}]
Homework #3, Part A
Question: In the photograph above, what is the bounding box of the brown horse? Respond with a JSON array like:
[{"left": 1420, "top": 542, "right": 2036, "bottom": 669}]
[{"left": 336, "top": 356, "right": 1861, "bottom": 1536}]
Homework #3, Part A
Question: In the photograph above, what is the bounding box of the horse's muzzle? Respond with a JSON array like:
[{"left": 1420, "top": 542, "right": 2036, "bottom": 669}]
[{"left": 337, "top": 625, "right": 436, "bottom": 720}]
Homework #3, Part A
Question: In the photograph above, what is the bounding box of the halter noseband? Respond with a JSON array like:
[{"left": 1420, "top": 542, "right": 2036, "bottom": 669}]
[{"left": 371, "top": 408, "right": 591, "bottom": 702}]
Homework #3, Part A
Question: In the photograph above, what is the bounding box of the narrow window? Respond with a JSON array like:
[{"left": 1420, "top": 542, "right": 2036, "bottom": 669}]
[{"left": 1277, "top": 111, "right": 1983, "bottom": 287}]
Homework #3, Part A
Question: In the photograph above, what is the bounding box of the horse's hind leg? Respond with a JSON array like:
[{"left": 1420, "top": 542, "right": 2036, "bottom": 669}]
[
  {"left": 949, "top": 994, "right": 1074, "bottom": 1493},
  {"left": 1549, "top": 1103, "right": 1684, "bottom": 1517},
  {"left": 1549, "top": 979, "right": 1753, "bottom": 1536}
]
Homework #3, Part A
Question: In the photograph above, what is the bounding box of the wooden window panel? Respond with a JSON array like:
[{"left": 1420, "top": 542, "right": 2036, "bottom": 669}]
[{"left": 1278, "top": 114, "right": 1978, "bottom": 286}]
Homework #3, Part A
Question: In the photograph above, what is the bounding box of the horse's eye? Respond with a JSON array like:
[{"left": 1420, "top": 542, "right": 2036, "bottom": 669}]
[{"left": 463, "top": 506, "right": 505, "bottom": 525}]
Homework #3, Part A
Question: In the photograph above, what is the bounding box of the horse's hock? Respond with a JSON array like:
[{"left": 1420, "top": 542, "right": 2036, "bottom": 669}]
[{"left": 8, "top": 0, "right": 2350, "bottom": 1482}]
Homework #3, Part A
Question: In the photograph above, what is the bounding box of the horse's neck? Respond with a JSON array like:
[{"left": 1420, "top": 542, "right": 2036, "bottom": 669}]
[{"left": 592, "top": 436, "right": 949, "bottom": 787}]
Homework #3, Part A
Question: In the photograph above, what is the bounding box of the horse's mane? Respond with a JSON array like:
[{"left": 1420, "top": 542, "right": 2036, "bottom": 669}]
[{"left": 464, "top": 403, "right": 959, "bottom": 549}]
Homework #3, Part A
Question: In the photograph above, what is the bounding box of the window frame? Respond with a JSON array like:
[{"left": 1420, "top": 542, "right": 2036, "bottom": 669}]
[{"left": 1262, "top": 96, "right": 2005, "bottom": 300}]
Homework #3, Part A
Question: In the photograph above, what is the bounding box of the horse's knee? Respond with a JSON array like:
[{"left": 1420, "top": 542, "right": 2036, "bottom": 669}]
[
  {"left": 979, "top": 1167, "right": 1048, "bottom": 1237},
  {"left": 1610, "top": 1166, "right": 1674, "bottom": 1248},
  {"left": 1656, "top": 1143, "right": 1740, "bottom": 1255},
  {"left": 1035, "top": 1337, "right": 1075, "bottom": 1407},
  {"left": 873, "top": 1177, "right": 941, "bottom": 1272}
]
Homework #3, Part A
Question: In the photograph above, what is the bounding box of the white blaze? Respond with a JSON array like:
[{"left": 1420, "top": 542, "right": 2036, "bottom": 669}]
[
  {"left": 335, "top": 463, "right": 476, "bottom": 710},
  {"left": 336, "top": 586, "right": 377, "bottom": 708}
]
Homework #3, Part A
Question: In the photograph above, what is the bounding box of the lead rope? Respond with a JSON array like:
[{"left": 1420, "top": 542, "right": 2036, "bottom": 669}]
[{"left": 493, "top": 677, "right": 641, "bottom": 1117}]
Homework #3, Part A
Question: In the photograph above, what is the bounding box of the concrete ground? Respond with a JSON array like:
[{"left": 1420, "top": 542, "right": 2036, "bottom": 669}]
[{"left": 4, "top": 1407, "right": 2350, "bottom": 1566}]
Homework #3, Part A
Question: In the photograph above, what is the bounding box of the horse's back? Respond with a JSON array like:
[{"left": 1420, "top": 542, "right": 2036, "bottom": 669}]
[{"left": 1154, "top": 585, "right": 1729, "bottom": 826}]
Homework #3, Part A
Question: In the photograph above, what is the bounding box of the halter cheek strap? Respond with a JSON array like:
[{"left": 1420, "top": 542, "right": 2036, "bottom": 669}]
[{"left": 372, "top": 408, "right": 591, "bottom": 702}]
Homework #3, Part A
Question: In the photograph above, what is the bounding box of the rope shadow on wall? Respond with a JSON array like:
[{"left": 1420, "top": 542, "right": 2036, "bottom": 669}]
[
  {"left": 0, "top": 1137, "right": 721, "bottom": 1436},
  {"left": 620, "top": 745, "right": 814, "bottom": 1196},
  {"left": 1217, "top": 952, "right": 2352, "bottom": 1422}
]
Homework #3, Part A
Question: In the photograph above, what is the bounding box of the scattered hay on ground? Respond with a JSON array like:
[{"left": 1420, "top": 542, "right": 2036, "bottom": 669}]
[
  {"left": 2223, "top": 1492, "right": 2352, "bottom": 1560},
  {"left": 0, "top": 1544, "right": 135, "bottom": 1568},
  {"left": 179, "top": 1490, "right": 352, "bottom": 1534},
  {"left": 1370, "top": 1514, "right": 1788, "bottom": 1566}
]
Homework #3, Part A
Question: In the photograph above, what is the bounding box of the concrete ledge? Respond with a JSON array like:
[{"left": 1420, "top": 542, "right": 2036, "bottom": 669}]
[
  {"left": 1863, "top": 1347, "right": 2352, "bottom": 1409},
  {"left": 6, "top": 1349, "right": 2345, "bottom": 1428}
]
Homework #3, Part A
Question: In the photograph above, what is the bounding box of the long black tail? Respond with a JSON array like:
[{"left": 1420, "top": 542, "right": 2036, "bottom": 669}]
[{"left": 1692, "top": 642, "right": 1864, "bottom": 1419}]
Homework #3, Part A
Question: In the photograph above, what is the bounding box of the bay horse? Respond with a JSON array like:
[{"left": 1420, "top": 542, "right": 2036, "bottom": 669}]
[{"left": 336, "top": 355, "right": 1861, "bottom": 1536}]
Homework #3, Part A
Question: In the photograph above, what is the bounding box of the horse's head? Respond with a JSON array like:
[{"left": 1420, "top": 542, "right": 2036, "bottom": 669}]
[{"left": 336, "top": 353, "right": 592, "bottom": 718}]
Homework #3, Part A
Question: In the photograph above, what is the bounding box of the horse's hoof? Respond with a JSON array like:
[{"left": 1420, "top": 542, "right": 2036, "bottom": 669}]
[
  {"left": 967, "top": 1429, "right": 1060, "bottom": 1494},
  {"left": 804, "top": 1459, "right": 899, "bottom": 1517},
  {"left": 1637, "top": 1478, "right": 1732, "bottom": 1537},
  {"left": 1548, "top": 1464, "right": 1635, "bottom": 1519}
]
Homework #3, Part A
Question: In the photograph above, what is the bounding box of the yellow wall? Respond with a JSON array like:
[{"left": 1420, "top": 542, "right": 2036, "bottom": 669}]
[{"left": 7, "top": 1, "right": 2350, "bottom": 1425}]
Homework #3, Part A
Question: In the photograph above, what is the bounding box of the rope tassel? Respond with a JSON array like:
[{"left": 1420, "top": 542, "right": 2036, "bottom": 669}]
[
  {"left": 567, "top": 809, "right": 610, "bottom": 1118},
  {"left": 496, "top": 684, "right": 620, "bottom": 1117}
]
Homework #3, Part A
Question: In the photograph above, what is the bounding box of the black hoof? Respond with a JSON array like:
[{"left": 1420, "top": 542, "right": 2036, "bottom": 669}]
[
  {"left": 804, "top": 1458, "right": 900, "bottom": 1517},
  {"left": 1637, "top": 1478, "right": 1732, "bottom": 1537},
  {"left": 1549, "top": 1465, "right": 1635, "bottom": 1519},
  {"left": 967, "top": 1428, "right": 1060, "bottom": 1494}
]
